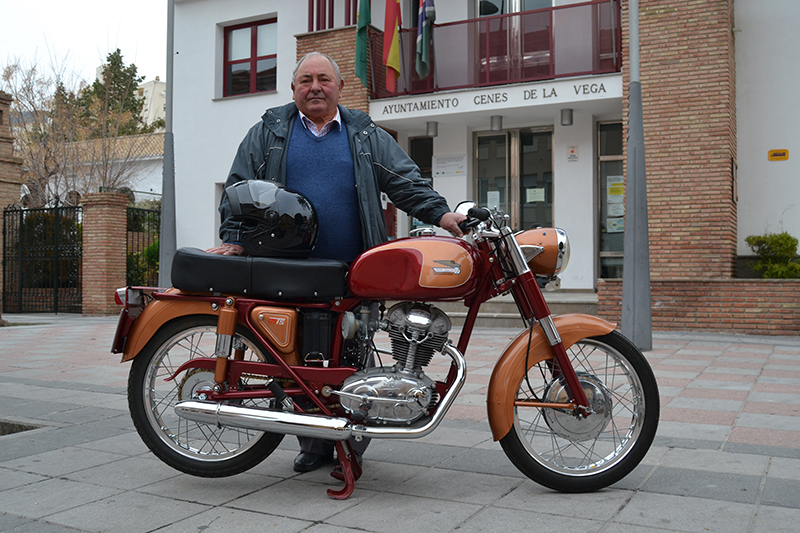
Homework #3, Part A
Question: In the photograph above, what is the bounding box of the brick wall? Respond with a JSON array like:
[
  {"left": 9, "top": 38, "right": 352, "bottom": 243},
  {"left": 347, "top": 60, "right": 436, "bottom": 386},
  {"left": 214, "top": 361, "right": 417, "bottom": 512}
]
[
  {"left": 621, "top": 0, "right": 737, "bottom": 279},
  {"left": 0, "top": 91, "right": 25, "bottom": 316},
  {"left": 81, "top": 193, "right": 128, "bottom": 315},
  {"left": 295, "top": 26, "right": 370, "bottom": 113},
  {"left": 598, "top": 279, "right": 800, "bottom": 335}
]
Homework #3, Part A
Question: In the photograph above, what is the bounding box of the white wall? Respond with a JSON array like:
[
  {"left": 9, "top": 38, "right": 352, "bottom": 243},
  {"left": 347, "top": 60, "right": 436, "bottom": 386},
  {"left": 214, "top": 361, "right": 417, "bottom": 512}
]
[
  {"left": 735, "top": 0, "right": 800, "bottom": 254},
  {"left": 173, "top": 0, "right": 302, "bottom": 250},
  {"left": 553, "top": 110, "right": 595, "bottom": 290}
]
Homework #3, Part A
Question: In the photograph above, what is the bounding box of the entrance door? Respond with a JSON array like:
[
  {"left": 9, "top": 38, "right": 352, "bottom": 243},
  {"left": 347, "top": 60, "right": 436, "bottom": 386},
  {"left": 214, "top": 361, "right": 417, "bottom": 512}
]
[{"left": 475, "top": 129, "right": 552, "bottom": 230}]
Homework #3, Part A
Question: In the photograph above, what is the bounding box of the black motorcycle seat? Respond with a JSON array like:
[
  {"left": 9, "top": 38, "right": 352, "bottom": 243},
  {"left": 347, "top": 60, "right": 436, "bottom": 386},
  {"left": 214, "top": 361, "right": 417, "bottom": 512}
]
[{"left": 170, "top": 247, "right": 349, "bottom": 300}]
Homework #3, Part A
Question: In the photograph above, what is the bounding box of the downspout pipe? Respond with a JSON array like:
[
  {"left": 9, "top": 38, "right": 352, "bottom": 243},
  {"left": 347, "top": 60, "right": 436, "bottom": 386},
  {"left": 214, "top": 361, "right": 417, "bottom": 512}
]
[{"left": 159, "top": 0, "right": 177, "bottom": 287}]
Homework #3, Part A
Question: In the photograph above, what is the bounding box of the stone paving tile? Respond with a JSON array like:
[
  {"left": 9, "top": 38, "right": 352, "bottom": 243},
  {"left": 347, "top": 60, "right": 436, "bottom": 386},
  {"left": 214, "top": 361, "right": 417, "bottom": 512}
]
[
  {"left": 0, "top": 478, "right": 122, "bottom": 520},
  {"left": 614, "top": 492, "right": 755, "bottom": 533},
  {"left": 324, "top": 492, "right": 483, "bottom": 533},
  {"left": 45, "top": 490, "right": 210, "bottom": 533},
  {"left": 157, "top": 508, "right": 313, "bottom": 533},
  {"left": 752, "top": 505, "right": 800, "bottom": 533},
  {"left": 0, "top": 447, "right": 129, "bottom": 477},
  {"left": 728, "top": 427, "right": 800, "bottom": 449}
]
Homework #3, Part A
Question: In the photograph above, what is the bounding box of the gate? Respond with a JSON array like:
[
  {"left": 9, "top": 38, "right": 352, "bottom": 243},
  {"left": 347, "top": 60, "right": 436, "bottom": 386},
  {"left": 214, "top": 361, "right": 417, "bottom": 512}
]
[
  {"left": 2, "top": 205, "right": 83, "bottom": 313},
  {"left": 126, "top": 207, "right": 160, "bottom": 286}
]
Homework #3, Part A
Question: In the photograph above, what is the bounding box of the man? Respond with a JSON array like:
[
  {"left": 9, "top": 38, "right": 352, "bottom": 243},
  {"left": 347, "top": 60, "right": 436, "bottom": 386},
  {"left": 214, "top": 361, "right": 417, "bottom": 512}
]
[{"left": 207, "top": 51, "right": 465, "bottom": 473}]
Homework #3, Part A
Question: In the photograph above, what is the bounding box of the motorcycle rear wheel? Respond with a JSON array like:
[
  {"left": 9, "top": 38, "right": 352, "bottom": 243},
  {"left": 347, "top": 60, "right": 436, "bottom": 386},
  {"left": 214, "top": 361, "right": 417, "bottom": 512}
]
[
  {"left": 128, "top": 315, "right": 284, "bottom": 477},
  {"left": 500, "top": 330, "right": 659, "bottom": 492}
]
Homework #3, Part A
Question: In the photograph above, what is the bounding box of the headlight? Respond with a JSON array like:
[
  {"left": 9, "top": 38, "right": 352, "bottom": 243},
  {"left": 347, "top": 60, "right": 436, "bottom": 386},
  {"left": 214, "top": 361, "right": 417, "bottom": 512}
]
[{"left": 515, "top": 227, "right": 570, "bottom": 277}]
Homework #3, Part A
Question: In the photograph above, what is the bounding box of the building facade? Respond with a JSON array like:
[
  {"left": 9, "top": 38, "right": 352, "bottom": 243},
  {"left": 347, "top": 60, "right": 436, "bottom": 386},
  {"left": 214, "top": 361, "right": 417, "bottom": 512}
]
[{"left": 170, "top": 0, "right": 799, "bottom": 332}]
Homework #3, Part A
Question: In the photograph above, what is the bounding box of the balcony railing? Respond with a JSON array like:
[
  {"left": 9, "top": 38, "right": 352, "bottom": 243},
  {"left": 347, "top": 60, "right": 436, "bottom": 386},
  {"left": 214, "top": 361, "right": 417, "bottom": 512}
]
[{"left": 368, "top": 0, "right": 621, "bottom": 99}]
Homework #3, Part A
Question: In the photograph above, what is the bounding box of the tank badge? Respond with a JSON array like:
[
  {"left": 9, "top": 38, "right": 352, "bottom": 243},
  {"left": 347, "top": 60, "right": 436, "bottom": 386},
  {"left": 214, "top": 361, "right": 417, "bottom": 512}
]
[{"left": 432, "top": 260, "right": 461, "bottom": 275}]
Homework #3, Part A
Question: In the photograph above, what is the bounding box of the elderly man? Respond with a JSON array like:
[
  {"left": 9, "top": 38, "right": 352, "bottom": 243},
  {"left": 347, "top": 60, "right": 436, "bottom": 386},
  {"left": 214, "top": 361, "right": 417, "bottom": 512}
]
[{"left": 207, "top": 51, "right": 465, "bottom": 473}]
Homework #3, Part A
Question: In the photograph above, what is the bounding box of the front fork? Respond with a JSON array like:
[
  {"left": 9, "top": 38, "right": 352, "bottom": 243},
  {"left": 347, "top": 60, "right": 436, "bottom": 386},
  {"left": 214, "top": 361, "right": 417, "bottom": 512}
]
[{"left": 512, "top": 270, "right": 592, "bottom": 415}]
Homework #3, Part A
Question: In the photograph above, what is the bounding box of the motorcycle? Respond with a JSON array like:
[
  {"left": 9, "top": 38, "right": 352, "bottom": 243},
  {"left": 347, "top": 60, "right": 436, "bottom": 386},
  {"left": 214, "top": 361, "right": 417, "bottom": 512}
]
[{"left": 111, "top": 203, "right": 659, "bottom": 499}]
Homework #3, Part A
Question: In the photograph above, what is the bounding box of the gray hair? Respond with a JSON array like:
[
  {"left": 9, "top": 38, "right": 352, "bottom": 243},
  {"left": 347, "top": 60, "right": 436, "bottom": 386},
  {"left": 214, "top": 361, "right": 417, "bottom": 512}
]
[{"left": 292, "top": 52, "right": 342, "bottom": 84}]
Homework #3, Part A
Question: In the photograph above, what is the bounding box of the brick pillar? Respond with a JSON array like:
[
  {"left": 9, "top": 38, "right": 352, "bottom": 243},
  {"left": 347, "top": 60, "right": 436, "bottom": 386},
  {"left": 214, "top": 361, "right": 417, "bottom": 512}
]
[
  {"left": 621, "top": 0, "right": 737, "bottom": 279},
  {"left": 0, "top": 91, "right": 25, "bottom": 317},
  {"left": 296, "top": 26, "right": 371, "bottom": 113},
  {"left": 81, "top": 193, "right": 128, "bottom": 315}
]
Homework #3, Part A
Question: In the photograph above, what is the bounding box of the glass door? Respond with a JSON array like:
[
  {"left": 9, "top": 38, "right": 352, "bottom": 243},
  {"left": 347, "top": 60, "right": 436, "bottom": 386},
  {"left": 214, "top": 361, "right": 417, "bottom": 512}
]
[
  {"left": 476, "top": 134, "right": 509, "bottom": 214},
  {"left": 519, "top": 130, "right": 552, "bottom": 229},
  {"left": 476, "top": 129, "right": 553, "bottom": 230}
]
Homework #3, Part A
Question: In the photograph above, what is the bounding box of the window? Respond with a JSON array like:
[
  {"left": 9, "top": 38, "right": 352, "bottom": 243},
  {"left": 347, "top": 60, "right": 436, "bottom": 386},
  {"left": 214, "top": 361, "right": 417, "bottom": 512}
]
[
  {"left": 223, "top": 18, "right": 277, "bottom": 97},
  {"left": 597, "top": 122, "right": 624, "bottom": 278}
]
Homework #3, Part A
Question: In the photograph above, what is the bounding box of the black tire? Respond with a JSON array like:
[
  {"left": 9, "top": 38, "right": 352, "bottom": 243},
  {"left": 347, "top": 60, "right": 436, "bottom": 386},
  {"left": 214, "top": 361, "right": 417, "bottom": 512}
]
[
  {"left": 128, "top": 315, "right": 284, "bottom": 477},
  {"left": 500, "top": 330, "right": 659, "bottom": 492}
]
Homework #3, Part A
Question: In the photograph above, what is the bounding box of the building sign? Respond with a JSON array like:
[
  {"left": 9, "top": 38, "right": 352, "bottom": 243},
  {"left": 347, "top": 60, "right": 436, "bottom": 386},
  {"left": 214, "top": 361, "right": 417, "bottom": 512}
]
[
  {"left": 371, "top": 75, "right": 623, "bottom": 120},
  {"left": 768, "top": 149, "right": 789, "bottom": 161}
]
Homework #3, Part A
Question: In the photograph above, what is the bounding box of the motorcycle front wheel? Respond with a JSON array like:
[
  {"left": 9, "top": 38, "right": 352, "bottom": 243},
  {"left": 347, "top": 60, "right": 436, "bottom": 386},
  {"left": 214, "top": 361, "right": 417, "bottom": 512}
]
[
  {"left": 128, "top": 315, "right": 284, "bottom": 477},
  {"left": 500, "top": 330, "right": 659, "bottom": 492}
]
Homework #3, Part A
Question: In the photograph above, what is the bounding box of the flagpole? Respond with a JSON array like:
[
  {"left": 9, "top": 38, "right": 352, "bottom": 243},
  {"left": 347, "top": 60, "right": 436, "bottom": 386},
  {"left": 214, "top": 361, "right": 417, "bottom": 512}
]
[{"left": 398, "top": 26, "right": 408, "bottom": 92}]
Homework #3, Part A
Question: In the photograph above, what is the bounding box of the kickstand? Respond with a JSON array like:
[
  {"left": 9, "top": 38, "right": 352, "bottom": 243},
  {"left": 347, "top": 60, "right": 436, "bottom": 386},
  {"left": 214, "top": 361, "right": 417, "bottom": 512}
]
[{"left": 327, "top": 441, "right": 363, "bottom": 500}]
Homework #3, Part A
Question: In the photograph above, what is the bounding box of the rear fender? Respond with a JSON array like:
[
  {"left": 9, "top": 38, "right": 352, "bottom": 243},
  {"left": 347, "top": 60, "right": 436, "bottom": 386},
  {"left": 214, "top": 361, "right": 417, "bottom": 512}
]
[
  {"left": 121, "top": 290, "right": 220, "bottom": 362},
  {"left": 486, "top": 314, "right": 616, "bottom": 441}
]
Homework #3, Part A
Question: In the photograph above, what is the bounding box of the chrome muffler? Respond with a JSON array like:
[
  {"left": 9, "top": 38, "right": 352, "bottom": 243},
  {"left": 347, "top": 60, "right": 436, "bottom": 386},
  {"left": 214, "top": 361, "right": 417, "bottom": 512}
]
[{"left": 175, "top": 343, "right": 466, "bottom": 441}]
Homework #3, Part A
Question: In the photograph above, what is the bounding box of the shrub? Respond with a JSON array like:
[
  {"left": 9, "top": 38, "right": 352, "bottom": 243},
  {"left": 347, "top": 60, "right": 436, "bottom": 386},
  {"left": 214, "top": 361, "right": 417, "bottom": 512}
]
[{"left": 745, "top": 232, "right": 800, "bottom": 279}]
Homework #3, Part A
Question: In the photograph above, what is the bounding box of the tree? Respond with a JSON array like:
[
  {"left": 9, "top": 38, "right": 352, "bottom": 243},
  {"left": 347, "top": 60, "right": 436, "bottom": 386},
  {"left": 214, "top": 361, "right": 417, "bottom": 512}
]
[{"left": 2, "top": 50, "right": 162, "bottom": 207}]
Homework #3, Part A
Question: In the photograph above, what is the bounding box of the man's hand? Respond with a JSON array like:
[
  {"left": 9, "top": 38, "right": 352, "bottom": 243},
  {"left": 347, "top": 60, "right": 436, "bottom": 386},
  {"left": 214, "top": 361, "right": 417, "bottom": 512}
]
[
  {"left": 439, "top": 212, "right": 468, "bottom": 237},
  {"left": 205, "top": 243, "right": 246, "bottom": 256}
]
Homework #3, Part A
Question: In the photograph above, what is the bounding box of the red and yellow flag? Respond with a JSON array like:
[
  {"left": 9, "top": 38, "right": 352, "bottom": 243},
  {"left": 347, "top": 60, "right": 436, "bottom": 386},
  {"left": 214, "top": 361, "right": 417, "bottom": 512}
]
[{"left": 383, "top": 0, "right": 402, "bottom": 92}]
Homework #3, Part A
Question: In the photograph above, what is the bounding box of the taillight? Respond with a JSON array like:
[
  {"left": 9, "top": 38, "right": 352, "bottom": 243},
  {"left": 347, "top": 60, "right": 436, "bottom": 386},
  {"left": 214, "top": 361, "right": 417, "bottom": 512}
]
[
  {"left": 114, "top": 287, "right": 127, "bottom": 306},
  {"left": 114, "top": 287, "right": 143, "bottom": 308}
]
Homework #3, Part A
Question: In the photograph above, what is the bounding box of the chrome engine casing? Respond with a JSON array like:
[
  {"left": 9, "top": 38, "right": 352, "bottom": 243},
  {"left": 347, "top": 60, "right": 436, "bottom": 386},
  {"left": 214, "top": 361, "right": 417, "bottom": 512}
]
[{"left": 338, "top": 302, "right": 451, "bottom": 424}]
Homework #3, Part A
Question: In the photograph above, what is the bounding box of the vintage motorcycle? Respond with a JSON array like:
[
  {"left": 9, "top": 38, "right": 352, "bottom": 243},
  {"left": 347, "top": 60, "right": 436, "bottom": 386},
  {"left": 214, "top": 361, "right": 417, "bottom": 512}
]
[{"left": 111, "top": 198, "right": 659, "bottom": 500}]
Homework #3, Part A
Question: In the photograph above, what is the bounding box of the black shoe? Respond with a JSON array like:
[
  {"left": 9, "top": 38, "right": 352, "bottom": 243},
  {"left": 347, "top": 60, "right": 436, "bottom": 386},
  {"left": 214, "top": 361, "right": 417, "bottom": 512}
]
[{"left": 293, "top": 452, "right": 333, "bottom": 473}]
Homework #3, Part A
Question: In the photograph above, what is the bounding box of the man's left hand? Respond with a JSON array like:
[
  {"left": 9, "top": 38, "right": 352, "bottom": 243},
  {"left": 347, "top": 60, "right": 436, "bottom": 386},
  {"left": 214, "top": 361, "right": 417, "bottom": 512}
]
[{"left": 439, "top": 212, "right": 467, "bottom": 237}]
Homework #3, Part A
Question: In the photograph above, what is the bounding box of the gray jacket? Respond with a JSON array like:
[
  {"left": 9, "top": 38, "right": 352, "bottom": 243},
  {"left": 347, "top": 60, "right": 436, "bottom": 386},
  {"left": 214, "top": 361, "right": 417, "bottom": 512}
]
[{"left": 219, "top": 102, "right": 451, "bottom": 249}]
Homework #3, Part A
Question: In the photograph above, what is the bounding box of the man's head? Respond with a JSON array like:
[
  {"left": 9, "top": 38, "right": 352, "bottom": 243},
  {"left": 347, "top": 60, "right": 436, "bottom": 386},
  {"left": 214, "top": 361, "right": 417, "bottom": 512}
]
[{"left": 291, "top": 52, "right": 344, "bottom": 126}]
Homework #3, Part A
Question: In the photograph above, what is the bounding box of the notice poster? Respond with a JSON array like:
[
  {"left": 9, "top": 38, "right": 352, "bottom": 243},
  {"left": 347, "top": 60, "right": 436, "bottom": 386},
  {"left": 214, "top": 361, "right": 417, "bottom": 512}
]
[
  {"left": 433, "top": 154, "right": 467, "bottom": 177},
  {"left": 487, "top": 190, "right": 501, "bottom": 209},
  {"left": 526, "top": 188, "right": 546, "bottom": 203}
]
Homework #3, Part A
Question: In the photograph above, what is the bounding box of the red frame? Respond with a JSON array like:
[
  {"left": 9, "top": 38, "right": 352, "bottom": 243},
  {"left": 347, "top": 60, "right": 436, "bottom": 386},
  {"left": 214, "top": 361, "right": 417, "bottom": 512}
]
[{"left": 223, "top": 18, "right": 278, "bottom": 97}]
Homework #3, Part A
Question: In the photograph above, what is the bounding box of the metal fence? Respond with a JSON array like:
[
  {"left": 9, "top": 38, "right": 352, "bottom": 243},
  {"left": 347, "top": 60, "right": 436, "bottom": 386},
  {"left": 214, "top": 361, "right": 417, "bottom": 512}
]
[
  {"left": 126, "top": 207, "right": 160, "bottom": 287},
  {"left": 2, "top": 205, "right": 83, "bottom": 313}
]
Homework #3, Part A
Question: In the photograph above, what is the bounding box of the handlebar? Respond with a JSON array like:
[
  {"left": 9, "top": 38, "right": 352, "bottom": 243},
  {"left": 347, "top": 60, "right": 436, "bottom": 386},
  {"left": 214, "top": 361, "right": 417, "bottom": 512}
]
[{"left": 457, "top": 207, "right": 492, "bottom": 234}]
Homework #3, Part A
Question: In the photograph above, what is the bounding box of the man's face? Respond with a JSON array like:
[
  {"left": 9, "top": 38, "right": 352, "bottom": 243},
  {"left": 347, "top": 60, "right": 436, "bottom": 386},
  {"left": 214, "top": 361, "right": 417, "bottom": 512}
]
[{"left": 291, "top": 55, "right": 343, "bottom": 124}]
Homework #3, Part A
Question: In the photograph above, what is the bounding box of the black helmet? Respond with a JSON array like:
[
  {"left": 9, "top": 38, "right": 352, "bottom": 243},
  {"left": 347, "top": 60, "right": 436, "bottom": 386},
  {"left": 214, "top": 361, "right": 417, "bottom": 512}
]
[{"left": 226, "top": 180, "right": 318, "bottom": 258}]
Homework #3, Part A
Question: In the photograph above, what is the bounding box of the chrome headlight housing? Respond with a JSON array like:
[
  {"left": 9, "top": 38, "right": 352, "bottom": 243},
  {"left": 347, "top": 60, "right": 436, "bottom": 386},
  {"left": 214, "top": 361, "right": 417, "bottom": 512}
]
[{"left": 516, "top": 227, "right": 570, "bottom": 277}]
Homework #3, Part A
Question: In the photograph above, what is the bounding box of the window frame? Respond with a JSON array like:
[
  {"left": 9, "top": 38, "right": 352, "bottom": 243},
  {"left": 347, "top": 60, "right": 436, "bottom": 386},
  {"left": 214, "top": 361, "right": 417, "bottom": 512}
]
[{"left": 222, "top": 17, "right": 278, "bottom": 98}]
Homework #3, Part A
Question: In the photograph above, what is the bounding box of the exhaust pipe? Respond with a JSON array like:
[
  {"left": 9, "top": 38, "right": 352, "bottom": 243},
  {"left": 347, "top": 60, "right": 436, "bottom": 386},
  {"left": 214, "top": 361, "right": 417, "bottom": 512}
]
[
  {"left": 175, "top": 400, "right": 353, "bottom": 440},
  {"left": 175, "top": 343, "right": 466, "bottom": 440}
]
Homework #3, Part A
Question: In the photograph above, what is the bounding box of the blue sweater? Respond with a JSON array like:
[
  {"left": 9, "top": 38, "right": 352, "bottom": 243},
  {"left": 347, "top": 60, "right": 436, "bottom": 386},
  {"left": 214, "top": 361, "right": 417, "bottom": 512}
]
[{"left": 285, "top": 118, "right": 363, "bottom": 261}]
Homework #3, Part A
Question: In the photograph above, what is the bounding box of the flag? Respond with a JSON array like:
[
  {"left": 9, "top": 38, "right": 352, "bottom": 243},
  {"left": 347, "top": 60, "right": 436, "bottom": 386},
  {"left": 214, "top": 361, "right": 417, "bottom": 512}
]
[
  {"left": 355, "top": 0, "right": 371, "bottom": 87},
  {"left": 383, "top": 0, "right": 402, "bottom": 93},
  {"left": 415, "top": 0, "right": 436, "bottom": 79}
]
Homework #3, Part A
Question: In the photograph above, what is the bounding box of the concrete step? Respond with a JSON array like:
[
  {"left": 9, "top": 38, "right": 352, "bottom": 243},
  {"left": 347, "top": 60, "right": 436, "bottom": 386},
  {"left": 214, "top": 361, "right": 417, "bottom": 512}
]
[{"left": 435, "top": 290, "right": 598, "bottom": 328}]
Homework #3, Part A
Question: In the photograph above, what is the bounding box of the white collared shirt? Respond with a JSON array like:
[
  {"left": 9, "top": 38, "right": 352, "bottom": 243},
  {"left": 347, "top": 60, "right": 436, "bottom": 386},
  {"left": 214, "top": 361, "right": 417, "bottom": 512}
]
[{"left": 297, "top": 109, "right": 343, "bottom": 137}]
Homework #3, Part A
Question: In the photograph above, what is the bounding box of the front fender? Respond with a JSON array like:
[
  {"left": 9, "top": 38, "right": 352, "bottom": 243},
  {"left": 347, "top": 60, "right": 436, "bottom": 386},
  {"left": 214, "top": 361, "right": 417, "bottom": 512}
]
[
  {"left": 121, "top": 290, "right": 220, "bottom": 362},
  {"left": 486, "top": 314, "right": 616, "bottom": 441}
]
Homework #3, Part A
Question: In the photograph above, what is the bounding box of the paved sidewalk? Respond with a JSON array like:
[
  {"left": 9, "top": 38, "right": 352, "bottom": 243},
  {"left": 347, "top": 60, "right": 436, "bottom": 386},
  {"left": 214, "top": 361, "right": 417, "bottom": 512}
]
[{"left": 1, "top": 313, "right": 799, "bottom": 532}]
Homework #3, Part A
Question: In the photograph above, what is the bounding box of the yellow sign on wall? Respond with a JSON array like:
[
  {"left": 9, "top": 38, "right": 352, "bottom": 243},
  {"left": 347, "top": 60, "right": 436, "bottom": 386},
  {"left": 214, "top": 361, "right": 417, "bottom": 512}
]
[{"left": 768, "top": 149, "right": 789, "bottom": 161}]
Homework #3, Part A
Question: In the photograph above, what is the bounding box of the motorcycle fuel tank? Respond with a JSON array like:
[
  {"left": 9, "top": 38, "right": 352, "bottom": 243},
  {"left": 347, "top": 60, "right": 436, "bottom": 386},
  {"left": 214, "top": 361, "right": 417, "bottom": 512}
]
[{"left": 348, "top": 236, "right": 483, "bottom": 300}]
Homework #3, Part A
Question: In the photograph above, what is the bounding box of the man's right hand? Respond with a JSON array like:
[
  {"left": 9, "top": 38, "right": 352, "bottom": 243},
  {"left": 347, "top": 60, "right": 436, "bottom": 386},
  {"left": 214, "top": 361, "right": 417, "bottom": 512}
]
[{"left": 205, "top": 243, "right": 246, "bottom": 256}]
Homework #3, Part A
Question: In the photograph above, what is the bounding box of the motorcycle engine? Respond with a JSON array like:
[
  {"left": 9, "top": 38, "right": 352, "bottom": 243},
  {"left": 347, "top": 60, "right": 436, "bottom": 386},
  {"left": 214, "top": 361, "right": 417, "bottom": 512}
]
[{"left": 338, "top": 302, "right": 451, "bottom": 424}]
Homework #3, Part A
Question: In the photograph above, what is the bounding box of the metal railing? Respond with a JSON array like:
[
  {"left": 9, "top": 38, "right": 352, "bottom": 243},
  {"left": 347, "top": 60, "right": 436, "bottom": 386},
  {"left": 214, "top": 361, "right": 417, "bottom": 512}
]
[{"left": 369, "top": 0, "right": 620, "bottom": 99}]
